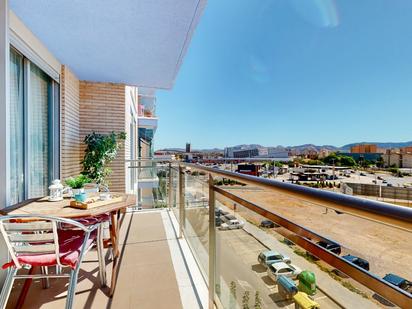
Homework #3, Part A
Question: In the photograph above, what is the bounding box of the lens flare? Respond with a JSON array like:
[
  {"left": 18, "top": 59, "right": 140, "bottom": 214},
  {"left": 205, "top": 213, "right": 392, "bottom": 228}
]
[{"left": 289, "top": 0, "right": 340, "bottom": 28}]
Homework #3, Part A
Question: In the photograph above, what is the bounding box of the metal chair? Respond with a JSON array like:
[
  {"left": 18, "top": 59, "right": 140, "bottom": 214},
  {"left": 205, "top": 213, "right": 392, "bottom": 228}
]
[{"left": 0, "top": 214, "right": 106, "bottom": 309}]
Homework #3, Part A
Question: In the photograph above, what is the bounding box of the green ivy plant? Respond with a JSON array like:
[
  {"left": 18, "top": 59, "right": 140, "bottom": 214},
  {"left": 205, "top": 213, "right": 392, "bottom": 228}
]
[
  {"left": 65, "top": 174, "right": 91, "bottom": 189},
  {"left": 81, "top": 131, "right": 126, "bottom": 185}
]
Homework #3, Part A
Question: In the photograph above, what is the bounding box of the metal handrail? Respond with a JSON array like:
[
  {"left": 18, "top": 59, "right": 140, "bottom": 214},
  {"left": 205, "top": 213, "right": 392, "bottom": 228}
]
[
  {"left": 176, "top": 162, "right": 412, "bottom": 308},
  {"left": 213, "top": 186, "right": 412, "bottom": 308},
  {"left": 132, "top": 159, "right": 412, "bottom": 307}
]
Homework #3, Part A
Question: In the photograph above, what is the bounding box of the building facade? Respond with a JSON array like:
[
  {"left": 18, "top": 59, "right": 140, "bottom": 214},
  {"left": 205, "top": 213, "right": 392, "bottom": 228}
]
[{"left": 383, "top": 148, "right": 412, "bottom": 168}]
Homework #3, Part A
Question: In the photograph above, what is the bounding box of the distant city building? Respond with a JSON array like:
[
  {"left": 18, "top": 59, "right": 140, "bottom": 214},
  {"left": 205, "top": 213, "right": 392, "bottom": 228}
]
[
  {"left": 400, "top": 146, "right": 412, "bottom": 154},
  {"left": 233, "top": 148, "right": 260, "bottom": 158},
  {"left": 186, "top": 142, "right": 191, "bottom": 153},
  {"left": 225, "top": 145, "right": 289, "bottom": 159},
  {"left": 318, "top": 148, "right": 332, "bottom": 159},
  {"left": 236, "top": 164, "right": 259, "bottom": 176},
  {"left": 267, "top": 147, "right": 290, "bottom": 158},
  {"left": 346, "top": 143, "right": 384, "bottom": 162},
  {"left": 383, "top": 148, "right": 412, "bottom": 168},
  {"left": 340, "top": 152, "right": 382, "bottom": 162},
  {"left": 350, "top": 144, "right": 385, "bottom": 154},
  {"left": 224, "top": 145, "right": 259, "bottom": 157}
]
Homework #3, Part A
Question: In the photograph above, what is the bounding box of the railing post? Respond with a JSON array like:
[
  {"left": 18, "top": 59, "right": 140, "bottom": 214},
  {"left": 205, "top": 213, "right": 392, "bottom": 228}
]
[
  {"left": 137, "top": 159, "right": 141, "bottom": 208},
  {"left": 208, "top": 174, "right": 216, "bottom": 309},
  {"left": 168, "top": 162, "right": 172, "bottom": 211},
  {"left": 179, "top": 165, "right": 185, "bottom": 238}
]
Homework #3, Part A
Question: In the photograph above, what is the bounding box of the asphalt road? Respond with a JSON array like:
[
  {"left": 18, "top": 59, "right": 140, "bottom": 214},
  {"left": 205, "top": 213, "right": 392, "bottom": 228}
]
[{"left": 184, "top": 205, "right": 341, "bottom": 308}]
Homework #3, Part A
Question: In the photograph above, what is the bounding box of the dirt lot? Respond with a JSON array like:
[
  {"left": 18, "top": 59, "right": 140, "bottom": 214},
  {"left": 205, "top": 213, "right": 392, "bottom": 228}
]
[{"left": 221, "top": 185, "right": 412, "bottom": 280}]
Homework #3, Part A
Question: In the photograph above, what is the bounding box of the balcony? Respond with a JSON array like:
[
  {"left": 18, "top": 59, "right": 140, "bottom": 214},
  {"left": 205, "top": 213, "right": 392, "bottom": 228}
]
[
  {"left": 138, "top": 96, "right": 158, "bottom": 129},
  {"left": 5, "top": 210, "right": 208, "bottom": 309},
  {"left": 3, "top": 160, "right": 412, "bottom": 309}
]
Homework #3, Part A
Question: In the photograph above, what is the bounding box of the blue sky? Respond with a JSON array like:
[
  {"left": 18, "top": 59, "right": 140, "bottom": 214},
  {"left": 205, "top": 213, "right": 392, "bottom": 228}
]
[{"left": 155, "top": 0, "right": 412, "bottom": 150}]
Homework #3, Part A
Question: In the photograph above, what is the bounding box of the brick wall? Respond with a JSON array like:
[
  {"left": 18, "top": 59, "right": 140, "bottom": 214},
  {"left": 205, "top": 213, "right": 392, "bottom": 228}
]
[
  {"left": 79, "top": 81, "right": 126, "bottom": 192},
  {"left": 60, "top": 65, "right": 82, "bottom": 179}
]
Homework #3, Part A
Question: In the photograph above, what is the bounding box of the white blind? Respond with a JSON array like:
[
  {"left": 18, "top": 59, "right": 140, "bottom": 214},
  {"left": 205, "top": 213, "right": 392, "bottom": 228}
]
[{"left": 28, "top": 63, "right": 51, "bottom": 198}]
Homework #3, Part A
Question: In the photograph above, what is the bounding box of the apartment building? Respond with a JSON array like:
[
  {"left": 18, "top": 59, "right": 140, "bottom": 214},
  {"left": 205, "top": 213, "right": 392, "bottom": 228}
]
[
  {"left": 0, "top": 0, "right": 205, "bottom": 283},
  {"left": 350, "top": 143, "right": 378, "bottom": 153},
  {"left": 0, "top": 0, "right": 204, "bottom": 206},
  {"left": 383, "top": 147, "right": 412, "bottom": 168}
]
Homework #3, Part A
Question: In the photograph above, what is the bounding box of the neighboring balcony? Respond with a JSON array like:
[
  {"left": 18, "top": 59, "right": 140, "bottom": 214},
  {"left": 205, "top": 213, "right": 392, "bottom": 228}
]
[
  {"left": 138, "top": 96, "right": 158, "bottom": 129},
  {"left": 127, "top": 160, "right": 167, "bottom": 209},
  {"left": 137, "top": 115, "right": 158, "bottom": 129}
]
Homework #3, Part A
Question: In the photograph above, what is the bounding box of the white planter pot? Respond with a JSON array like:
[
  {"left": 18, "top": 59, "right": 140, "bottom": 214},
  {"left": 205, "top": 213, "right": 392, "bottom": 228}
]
[{"left": 72, "top": 188, "right": 85, "bottom": 195}]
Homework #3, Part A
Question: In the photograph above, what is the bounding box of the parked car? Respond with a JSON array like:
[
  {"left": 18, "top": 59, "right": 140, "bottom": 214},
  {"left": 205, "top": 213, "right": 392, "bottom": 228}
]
[
  {"left": 360, "top": 172, "right": 367, "bottom": 176},
  {"left": 317, "top": 240, "right": 342, "bottom": 255},
  {"left": 383, "top": 273, "right": 412, "bottom": 293},
  {"left": 258, "top": 250, "right": 291, "bottom": 268},
  {"left": 377, "top": 176, "right": 384, "bottom": 180},
  {"left": 267, "top": 262, "right": 302, "bottom": 281},
  {"left": 342, "top": 254, "right": 370, "bottom": 271},
  {"left": 260, "top": 220, "right": 276, "bottom": 228},
  {"left": 382, "top": 180, "right": 388, "bottom": 183},
  {"left": 215, "top": 216, "right": 222, "bottom": 227},
  {"left": 219, "top": 219, "right": 245, "bottom": 230},
  {"left": 222, "top": 214, "right": 236, "bottom": 223},
  {"left": 215, "top": 208, "right": 229, "bottom": 217}
]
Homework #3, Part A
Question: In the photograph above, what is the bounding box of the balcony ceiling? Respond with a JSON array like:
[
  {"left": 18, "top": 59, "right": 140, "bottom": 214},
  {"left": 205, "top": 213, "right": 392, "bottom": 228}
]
[{"left": 9, "top": 0, "right": 206, "bottom": 89}]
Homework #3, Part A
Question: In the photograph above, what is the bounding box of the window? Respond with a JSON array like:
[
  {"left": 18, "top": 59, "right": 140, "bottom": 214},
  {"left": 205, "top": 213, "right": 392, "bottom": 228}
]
[
  {"left": 9, "top": 47, "right": 59, "bottom": 205},
  {"left": 268, "top": 255, "right": 281, "bottom": 261}
]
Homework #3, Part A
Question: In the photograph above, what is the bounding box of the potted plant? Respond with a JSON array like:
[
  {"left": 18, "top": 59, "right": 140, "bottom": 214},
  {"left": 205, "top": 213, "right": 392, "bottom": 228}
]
[{"left": 65, "top": 174, "right": 92, "bottom": 202}]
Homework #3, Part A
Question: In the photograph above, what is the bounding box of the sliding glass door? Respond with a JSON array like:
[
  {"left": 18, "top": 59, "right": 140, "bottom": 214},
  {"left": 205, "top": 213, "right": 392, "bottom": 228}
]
[
  {"left": 9, "top": 47, "right": 59, "bottom": 205},
  {"left": 9, "top": 49, "right": 24, "bottom": 205}
]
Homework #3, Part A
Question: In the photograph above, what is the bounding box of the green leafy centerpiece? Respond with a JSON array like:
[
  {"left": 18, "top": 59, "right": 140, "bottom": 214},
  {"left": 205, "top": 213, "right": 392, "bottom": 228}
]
[{"left": 65, "top": 174, "right": 91, "bottom": 202}]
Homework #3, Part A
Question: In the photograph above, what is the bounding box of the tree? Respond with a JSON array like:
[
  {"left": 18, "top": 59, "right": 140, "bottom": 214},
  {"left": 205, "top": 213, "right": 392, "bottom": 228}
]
[
  {"left": 242, "top": 291, "right": 250, "bottom": 309},
  {"left": 254, "top": 291, "right": 262, "bottom": 309},
  {"left": 275, "top": 161, "right": 284, "bottom": 168},
  {"left": 339, "top": 156, "right": 357, "bottom": 167},
  {"left": 229, "top": 281, "right": 237, "bottom": 309},
  {"left": 376, "top": 156, "right": 385, "bottom": 168},
  {"left": 81, "top": 131, "right": 126, "bottom": 185},
  {"left": 322, "top": 152, "right": 357, "bottom": 167}
]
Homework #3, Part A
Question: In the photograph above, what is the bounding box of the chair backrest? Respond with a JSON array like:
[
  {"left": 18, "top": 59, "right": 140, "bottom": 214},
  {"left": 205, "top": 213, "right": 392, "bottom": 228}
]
[{"left": 0, "top": 215, "right": 91, "bottom": 269}]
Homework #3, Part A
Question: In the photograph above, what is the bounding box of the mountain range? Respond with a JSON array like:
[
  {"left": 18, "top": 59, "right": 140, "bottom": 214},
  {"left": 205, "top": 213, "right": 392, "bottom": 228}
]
[{"left": 157, "top": 141, "right": 412, "bottom": 153}]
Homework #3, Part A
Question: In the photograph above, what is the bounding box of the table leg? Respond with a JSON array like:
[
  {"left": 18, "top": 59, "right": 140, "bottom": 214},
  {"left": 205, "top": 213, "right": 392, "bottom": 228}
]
[{"left": 109, "top": 210, "right": 120, "bottom": 297}]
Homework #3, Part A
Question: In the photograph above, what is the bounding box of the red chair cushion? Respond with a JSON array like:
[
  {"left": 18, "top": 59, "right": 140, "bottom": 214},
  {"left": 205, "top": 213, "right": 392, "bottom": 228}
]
[
  {"left": 74, "top": 213, "right": 111, "bottom": 226},
  {"left": 2, "top": 229, "right": 96, "bottom": 270},
  {"left": 59, "top": 213, "right": 111, "bottom": 229}
]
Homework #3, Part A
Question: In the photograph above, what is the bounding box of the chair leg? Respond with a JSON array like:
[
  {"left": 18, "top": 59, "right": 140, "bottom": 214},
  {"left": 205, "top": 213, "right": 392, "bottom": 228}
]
[
  {"left": 0, "top": 267, "right": 17, "bottom": 309},
  {"left": 41, "top": 266, "right": 50, "bottom": 289},
  {"left": 56, "top": 265, "right": 62, "bottom": 275},
  {"left": 97, "top": 224, "right": 107, "bottom": 287},
  {"left": 65, "top": 268, "right": 80, "bottom": 309}
]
